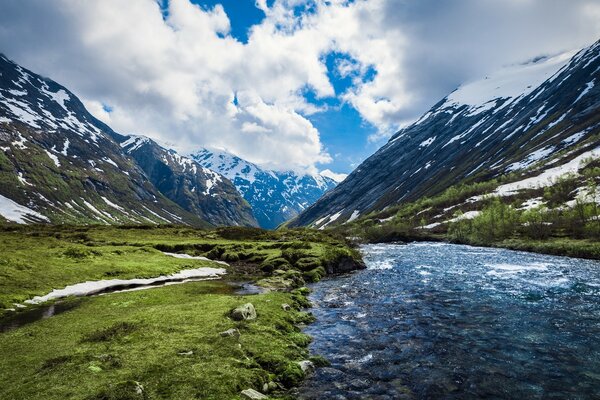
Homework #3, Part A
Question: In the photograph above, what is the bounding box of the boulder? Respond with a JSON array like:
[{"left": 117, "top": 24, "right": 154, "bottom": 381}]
[
  {"left": 240, "top": 388, "right": 268, "bottom": 399},
  {"left": 298, "top": 360, "right": 315, "bottom": 374},
  {"left": 281, "top": 303, "right": 291, "bottom": 311},
  {"left": 220, "top": 328, "right": 240, "bottom": 338},
  {"left": 230, "top": 303, "right": 257, "bottom": 321}
]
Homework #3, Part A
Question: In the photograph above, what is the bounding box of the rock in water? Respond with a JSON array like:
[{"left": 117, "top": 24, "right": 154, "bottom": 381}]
[
  {"left": 230, "top": 303, "right": 257, "bottom": 321},
  {"left": 298, "top": 360, "right": 315, "bottom": 374},
  {"left": 240, "top": 388, "right": 268, "bottom": 399}
]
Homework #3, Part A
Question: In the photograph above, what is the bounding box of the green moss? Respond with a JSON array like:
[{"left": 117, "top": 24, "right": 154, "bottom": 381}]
[{"left": 303, "top": 266, "right": 326, "bottom": 283}]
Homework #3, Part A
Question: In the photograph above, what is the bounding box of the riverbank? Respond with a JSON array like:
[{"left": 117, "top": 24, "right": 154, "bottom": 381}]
[
  {"left": 340, "top": 224, "right": 600, "bottom": 262},
  {"left": 0, "top": 225, "right": 365, "bottom": 400}
]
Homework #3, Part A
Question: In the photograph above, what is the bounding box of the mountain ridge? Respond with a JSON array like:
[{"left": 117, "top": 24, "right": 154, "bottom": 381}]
[
  {"left": 290, "top": 39, "right": 600, "bottom": 228},
  {"left": 0, "top": 54, "right": 254, "bottom": 227},
  {"left": 191, "top": 147, "right": 337, "bottom": 229}
]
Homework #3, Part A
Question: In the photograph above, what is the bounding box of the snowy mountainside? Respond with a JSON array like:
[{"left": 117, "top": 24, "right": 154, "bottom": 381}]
[
  {"left": 0, "top": 54, "right": 251, "bottom": 226},
  {"left": 115, "top": 135, "right": 257, "bottom": 227},
  {"left": 291, "top": 39, "right": 600, "bottom": 228},
  {"left": 191, "top": 148, "right": 337, "bottom": 229}
]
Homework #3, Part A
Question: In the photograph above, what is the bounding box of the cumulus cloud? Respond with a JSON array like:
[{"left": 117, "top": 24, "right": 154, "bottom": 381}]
[
  {"left": 320, "top": 169, "right": 348, "bottom": 183},
  {"left": 0, "top": 0, "right": 598, "bottom": 170}
]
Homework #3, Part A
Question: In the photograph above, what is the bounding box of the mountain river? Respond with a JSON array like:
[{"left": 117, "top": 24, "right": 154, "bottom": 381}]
[{"left": 296, "top": 242, "right": 600, "bottom": 399}]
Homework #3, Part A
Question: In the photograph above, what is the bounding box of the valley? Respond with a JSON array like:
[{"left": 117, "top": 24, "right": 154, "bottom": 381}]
[{"left": 0, "top": 3, "right": 599, "bottom": 399}]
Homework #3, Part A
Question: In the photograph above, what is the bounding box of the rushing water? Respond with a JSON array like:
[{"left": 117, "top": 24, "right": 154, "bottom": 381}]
[{"left": 297, "top": 243, "right": 600, "bottom": 400}]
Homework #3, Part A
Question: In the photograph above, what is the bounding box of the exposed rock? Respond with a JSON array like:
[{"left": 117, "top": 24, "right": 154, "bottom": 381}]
[
  {"left": 219, "top": 328, "right": 240, "bottom": 338},
  {"left": 230, "top": 303, "right": 257, "bottom": 321},
  {"left": 281, "top": 303, "right": 291, "bottom": 311},
  {"left": 324, "top": 256, "right": 367, "bottom": 275},
  {"left": 177, "top": 350, "right": 193, "bottom": 356},
  {"left": 298, "top": 360, "right": 315, "bottom": 374},
  {"left": 240, "top": 388, "right": 268, "bottom": 399}
]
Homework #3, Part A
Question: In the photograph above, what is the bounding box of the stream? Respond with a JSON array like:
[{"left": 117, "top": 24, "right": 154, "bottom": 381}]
[{"left": 297, "top": 242, "right": 600, "bottom": 399}]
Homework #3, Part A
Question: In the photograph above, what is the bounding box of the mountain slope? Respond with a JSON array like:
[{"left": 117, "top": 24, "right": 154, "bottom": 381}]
[
  {"left": 291, "top": 39, "right": 600, "bottom": 228},
  {"left": 114, "top": 135, "right": 257, "bottom": 227},
  {"left": 191, "top": 148, "right": 337, "bottom": 228},
  {"left": 0, "top": 54, "right": 248, "bottom": 227}
]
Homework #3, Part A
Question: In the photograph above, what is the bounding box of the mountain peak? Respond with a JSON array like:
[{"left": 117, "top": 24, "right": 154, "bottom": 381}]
[{"left": 190, "top": 147, "right": 337, "bottom": 228}]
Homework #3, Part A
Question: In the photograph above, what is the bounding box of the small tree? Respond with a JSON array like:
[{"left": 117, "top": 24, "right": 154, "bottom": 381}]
[{"left": 521, "top": 206, "right": 552, "bottom": 240}]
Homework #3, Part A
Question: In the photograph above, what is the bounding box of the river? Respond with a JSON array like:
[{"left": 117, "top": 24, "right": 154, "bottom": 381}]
[{"left": 296, "top": 242, "right": 600, "bottom": 399}]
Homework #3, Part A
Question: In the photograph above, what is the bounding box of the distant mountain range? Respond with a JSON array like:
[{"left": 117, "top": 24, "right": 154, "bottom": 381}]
[
  {"left": 291, "top": 39, "right": 600, "bottom": 228},
  {"left": 191, "top": 148, "right": 337, "bottom": 228},
  {"left": 0, "top": 54, "right": 335, "bottom": 227}
]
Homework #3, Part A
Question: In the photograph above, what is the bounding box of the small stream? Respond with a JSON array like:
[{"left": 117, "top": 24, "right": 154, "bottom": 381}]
[
  {"left": 297, "top": 242, "right": 600, "bottom": 399},
  {"left": 0, "top": 278, "right": 263, "bottom": 333}
]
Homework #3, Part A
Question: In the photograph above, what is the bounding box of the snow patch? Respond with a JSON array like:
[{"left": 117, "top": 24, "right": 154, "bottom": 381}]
[{"left": 0, "top": 194, "right": 49, "bottom": 223}]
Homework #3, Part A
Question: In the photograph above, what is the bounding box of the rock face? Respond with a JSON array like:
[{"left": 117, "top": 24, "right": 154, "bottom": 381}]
[
  {"left": 0, "top": 54, "right": 254, "bottom": 227},
  {"left": 191, "top": 148, "right": 337, "bottom": 229},
  {"left": 291, "top": 40, "right": 600, "bottom": 227},
  {"left": 115, "top": 134, "right": 258, "bottom": 227},
  {"left": 324, "top": 256, "right": 367, "bottom": 275},
  {"left": 230, "top": 303, "right": 257, "bottom": 321}
]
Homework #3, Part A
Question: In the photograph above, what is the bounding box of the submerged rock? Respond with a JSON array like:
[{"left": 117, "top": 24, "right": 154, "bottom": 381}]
[
  {"left": 230, "top": 303, "right": 257, "bottom": 321},
  {"left": 220, "top": 328, "right": 240, "bottom": 338},
  {"left": 240, "top": 388, "right": 268, "bottom": 399}
]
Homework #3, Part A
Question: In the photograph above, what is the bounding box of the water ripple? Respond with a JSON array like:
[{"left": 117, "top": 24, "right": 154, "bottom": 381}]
[{"left": 297, "top": 242, "right": 600, "bottom": 399}]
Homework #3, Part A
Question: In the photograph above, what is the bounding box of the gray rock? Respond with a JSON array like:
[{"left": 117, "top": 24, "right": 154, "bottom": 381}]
[
  {"left": 219, "top": 328, "right": 240, "bottom": 338},
  {"left": 281, "top": 303, "right": 291, "bottom": 311},
  {"left": 298, "top": 360, "right": 315, "bottom": 374},
  {"left": 231, "top": 303, "right": 257, "bottom": 321},
  {"left": 240, "top": 388, "right": 268, "bottom": 399}
]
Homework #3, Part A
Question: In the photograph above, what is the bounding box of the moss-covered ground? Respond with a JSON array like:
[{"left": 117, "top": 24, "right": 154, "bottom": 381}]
[{"left": 0, "top": 225, "right": 363, "bottom": 399}]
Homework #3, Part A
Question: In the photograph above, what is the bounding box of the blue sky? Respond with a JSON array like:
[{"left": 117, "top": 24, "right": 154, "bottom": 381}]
[
  {"left": 1, "top": 0, "right": 598, "bottom": 177},
  {"left": 190, "top": 0, "right": 382, "bottom": 174}
]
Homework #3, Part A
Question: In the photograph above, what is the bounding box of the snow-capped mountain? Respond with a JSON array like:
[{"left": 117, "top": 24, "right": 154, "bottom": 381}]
[
  {"left": 291, "top": 39, "right": 600, "bottom": 228},
  {"left": 0, "top": 54, "right": 254, "bottom": 227},
  {"left": 191, "top": 148, "right": 337, "bottom": 228},
  {"left": 115, "top": 135, "right": 257, "bottom": 227}
]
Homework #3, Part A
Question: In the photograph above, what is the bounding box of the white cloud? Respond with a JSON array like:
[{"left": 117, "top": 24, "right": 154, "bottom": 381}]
[
  {"left": 320, "top": 169, "right": 348, "bottom": 182},
  {"left": 0, "top": 0, "right": 598, "bottom": 171}
]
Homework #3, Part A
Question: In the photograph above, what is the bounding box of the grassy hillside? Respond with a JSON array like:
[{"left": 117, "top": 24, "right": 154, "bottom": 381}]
[{"left": 334, "top": 146, "right": 600, "bottom": 259}]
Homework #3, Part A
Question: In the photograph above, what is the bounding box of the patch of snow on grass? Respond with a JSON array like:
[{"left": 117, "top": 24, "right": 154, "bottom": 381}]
[
  {"left": 44, "top": 150, "right": 60, "bottom": 167},
  {"left": 496, "top": 147, "right": 600, "bottom": 196},
  {"left": 163, "top": 252, "right": 229, "bottom": 266},
  {"left": 24, "top": 267, "right": 226, "bottom": 304},
  {"left": 0, "top": 194, "right": 49, "bottom": 223}
]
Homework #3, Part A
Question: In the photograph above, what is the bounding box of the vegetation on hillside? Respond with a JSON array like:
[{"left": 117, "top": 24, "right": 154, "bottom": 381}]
[
  {"left": 335, "top": 159, "right": 600, "bottom": 259},
  {"left": 0, "top": 225, "right": 363, "bottom": 399}
]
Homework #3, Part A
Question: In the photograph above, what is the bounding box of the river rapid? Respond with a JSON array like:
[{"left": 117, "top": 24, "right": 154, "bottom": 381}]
[{"left": 297, "top": 242, "right": 600, "bottom": 399}]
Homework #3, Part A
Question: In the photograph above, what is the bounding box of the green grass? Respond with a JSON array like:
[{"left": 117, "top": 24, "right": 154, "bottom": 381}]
[
  {"left": 0, "top": 280, "right": 312, "bottom": 400},
  {"left": 0, "top": 225, "right": 361, "bottom": 312},
  {"left": 0, "top": 225, "right": 364, "bottom": 399}
]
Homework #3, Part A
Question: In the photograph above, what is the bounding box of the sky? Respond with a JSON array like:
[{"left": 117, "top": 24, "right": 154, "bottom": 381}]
[{"left": 0, "top": 0, "right": 599, "bottom": 177}]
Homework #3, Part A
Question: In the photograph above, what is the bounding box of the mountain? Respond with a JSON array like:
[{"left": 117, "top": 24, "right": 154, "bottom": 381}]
[
  {"left": 290, "top": 39, "right": 600, "bottom": 228},
  {"left": 190, "top": 148, "right": 337, "bottom": 228},
  {"left": 114, "top": 134, "right": 257, "bottom": 227},
  {"left": 0, "top": 54, "right": 253, "bottom": 227}
]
